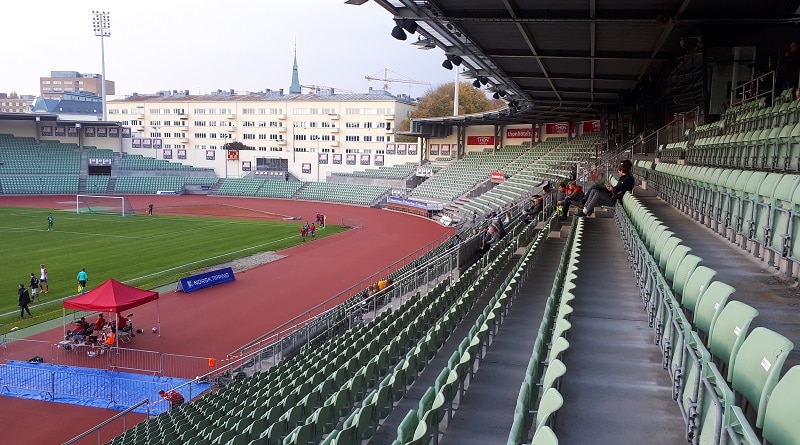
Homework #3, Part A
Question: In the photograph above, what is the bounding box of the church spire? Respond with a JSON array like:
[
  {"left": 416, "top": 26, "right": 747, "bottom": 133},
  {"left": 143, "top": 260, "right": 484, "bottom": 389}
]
[{"left": 289, "top": 44, "right": 301, "bottom": 94}]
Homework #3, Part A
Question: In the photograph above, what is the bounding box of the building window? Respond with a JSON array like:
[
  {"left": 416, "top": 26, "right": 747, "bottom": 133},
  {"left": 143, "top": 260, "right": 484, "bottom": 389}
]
[
  {"left": 243, "top": 134, "right": 255, "bottom": 140},
  {"left": 345, "top": 135, "right": 360, "bottom": 142}
]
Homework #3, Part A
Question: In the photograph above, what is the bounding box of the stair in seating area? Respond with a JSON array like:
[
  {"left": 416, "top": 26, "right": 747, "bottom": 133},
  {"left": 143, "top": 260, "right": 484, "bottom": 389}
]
[{"left": 107, "top": 177, "right": 116, "bottom": 193}]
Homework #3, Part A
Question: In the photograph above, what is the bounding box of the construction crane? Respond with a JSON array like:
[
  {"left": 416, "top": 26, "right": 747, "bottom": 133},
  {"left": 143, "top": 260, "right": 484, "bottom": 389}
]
[
  {"left": 365, "top": 68, "right": 431, "bottom": 91},
  {"left": 301, "top": 85, "right": 353, "bottom": 94}
]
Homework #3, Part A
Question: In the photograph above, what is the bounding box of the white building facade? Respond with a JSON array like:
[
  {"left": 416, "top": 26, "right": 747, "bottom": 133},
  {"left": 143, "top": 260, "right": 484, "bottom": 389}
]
[{"left": 106, "top": 90, "right": 419, "bottom": 180}]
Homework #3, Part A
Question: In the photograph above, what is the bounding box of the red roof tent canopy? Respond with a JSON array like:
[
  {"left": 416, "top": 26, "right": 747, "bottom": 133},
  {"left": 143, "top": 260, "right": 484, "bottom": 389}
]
[{"left": 63, "top": 279, "right": 158, "bottom": 313}]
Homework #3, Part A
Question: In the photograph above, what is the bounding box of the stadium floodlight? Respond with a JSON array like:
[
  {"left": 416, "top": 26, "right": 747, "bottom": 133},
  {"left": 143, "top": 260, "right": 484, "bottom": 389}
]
[
  {"left": 77, "top": 195, "right": 136, "bottom": 216},
  {"left": 92, "top": 10, "right": 111, "bottom": 121}
]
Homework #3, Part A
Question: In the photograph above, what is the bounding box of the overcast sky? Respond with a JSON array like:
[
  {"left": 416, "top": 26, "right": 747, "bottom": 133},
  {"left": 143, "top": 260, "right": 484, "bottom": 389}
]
[{"left": 2, "top": 0, "right": 459, "bottom": 98}]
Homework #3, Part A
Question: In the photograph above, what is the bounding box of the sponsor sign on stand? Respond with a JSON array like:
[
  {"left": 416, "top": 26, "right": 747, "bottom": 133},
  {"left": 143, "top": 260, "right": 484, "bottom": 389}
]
[{"left": 177, "top": 267, "right": 236, "bottom": 293}]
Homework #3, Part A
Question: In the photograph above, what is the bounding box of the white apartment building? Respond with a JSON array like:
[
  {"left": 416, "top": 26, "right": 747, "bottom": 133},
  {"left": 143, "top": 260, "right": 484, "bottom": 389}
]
[{"left": 106, "top": 90, "right": 419, "bottom": 180}]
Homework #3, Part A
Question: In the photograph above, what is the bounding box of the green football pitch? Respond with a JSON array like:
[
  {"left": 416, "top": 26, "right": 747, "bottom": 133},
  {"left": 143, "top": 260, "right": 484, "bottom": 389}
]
[{"left": 0, "top": 207, "right": 345, "bottom": 332}]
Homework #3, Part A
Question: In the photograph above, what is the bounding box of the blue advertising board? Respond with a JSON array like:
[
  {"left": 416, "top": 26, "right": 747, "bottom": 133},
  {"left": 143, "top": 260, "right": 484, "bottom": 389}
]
[{"left": 177, "top": 267, "right": 236, "bottom": 293}]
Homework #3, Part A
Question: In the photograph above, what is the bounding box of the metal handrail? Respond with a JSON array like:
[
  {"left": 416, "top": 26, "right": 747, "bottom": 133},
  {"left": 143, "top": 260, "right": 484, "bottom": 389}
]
[{"left": 62, "top": 398, "right": 150, "bottom": 445}]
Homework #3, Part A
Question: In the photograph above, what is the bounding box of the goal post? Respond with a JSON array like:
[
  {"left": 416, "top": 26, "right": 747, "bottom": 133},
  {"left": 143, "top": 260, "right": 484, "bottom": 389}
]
[{"left": 76, "top": 195, "right": 136, "bottom": 216}]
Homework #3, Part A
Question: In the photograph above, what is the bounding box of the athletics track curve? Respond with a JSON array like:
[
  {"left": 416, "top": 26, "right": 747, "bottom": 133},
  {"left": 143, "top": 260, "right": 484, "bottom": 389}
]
[{"left": 0, "top": 194, "right": 453, "bottom": 445}]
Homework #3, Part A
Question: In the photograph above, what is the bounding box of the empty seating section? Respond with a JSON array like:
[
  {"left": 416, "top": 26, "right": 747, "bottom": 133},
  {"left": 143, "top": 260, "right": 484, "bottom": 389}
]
[
  {"left": 0, "top": 175, "right": 79, "bottom": 194},
  {"left": 683, "top": 90, "right": 800, "bottom": 170},
  {"left": 106, "top": 206, "right": 549, "bottom": 445},
  {"left": 86, "top": 148, "right": 113, "bottom": 160},
  {"left": 453, "top": 135, "right": 602, "bottom": 218},
  {"left": 332, "top": 162, "right": 419, "bottom": 179},
  {"left": 85, "top": 176, "right": 111, "bottom": 194},
  {"left": 216, "top": 178, "right": 267, "bottom": 196},
  {"left": 507, "top": 217, "right": 583, "bottom": 444},
  {"left": 643, "top": 160, "right": 800, "bottom": 277},
  {"left": 410, "top": 149, "right": 518, "bottom": 201},
  {"left": 294, "top": 182, "right": 389, "bottom": 206},
  {"left": 113, "top": 177, "right": 217, "bottom": 194},
  {"left": 118, "top": 153, "right": 209, "bottom": 171},
  {"left": 615, "top": 192, "right": 797, "bottom": 445},
  {"left": 0, "top": 135, "right": 81, "bottom": 176},
  {"left": 254, "top": 181, "right": 304, "bottom": 199}
]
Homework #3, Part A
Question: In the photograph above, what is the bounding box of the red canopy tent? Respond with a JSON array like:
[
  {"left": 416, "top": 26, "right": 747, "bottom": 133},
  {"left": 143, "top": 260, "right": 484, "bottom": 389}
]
[{"left": 62, "top": 279, "right": 161, "bottom": 343}]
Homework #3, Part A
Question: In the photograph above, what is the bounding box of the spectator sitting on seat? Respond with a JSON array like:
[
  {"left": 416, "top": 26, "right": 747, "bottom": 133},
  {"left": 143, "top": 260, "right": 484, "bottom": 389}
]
[
  {"left": 577, "top": 160, "right": 635, "bottom": 217},
  {"left": 159, "top": 389, "right": 185, "bottom": 409},
  {"left": 557, "top": 181, "right": 585, "bottom": 218},
  {"left": 94, "top": 314, "right": 106, "bottom": 331},
  {"left": 102, "top": 331, "right": 115, "bottom": 347},
  {"left": 67, "top": 317, "right": 93, "bottom": 342},
  {"left": 75, "top": 317, "right": 91, "bottom": 332},
  {"left": 111, "top": 313, "right": 126, "bottom": 331}
]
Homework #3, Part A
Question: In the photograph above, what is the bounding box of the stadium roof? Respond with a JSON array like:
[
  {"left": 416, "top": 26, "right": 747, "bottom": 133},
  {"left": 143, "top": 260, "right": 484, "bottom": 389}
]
[{"left": 372, "top": 0, "right": 800, "bottom": 125}]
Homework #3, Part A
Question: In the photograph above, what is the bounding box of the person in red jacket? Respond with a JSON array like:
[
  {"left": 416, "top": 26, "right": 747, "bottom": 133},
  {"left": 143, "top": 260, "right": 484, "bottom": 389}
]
[
  {"left": 558, "top": 181, "right": 584, "bottom": 217},
  {"left": 158, "top": 389, "right": 184, "bottom": 409}
]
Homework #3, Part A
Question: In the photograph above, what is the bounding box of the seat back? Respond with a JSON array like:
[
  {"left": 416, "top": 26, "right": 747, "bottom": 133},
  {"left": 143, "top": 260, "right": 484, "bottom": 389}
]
[
  {"left": 530, "top": 425, "right": 558, "bottom": 445},
  {"left": 693, "top": 281, "right": 735, "bottom": 336},
  {"left": 731, "top": 327, "right": 795, "bottom": 428},
  {"left": 762, "top": 366, "right": 800, "bottom": 445},
  {"left": 671, "top": 254, "right": 703, "bottom": 293},
  {"left": 535, "top": 387, "right": 563, "bottom": 431},
  {"left": 679, "top": 266, "right": 717, "bottom": 316},
  {"left": 708, "top": 301, "right": 759, "bottom": 380},
  {"left": 664, "top": 245, "right": 692, "bottom": 283}
]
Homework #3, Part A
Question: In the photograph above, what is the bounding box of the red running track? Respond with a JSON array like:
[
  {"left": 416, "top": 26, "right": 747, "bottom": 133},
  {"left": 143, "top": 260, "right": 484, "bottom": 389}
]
[{"left": 0, "top": 195, "right": 453, "bottom": 445}]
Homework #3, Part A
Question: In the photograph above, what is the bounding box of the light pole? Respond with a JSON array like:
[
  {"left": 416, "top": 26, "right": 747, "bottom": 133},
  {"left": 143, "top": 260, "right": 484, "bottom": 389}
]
[
  {"left": 92, "top": 10, "right": 111, "bottom": 122},
  {"left": 314, "top": 135, "right": 321, "bottom": 182}
]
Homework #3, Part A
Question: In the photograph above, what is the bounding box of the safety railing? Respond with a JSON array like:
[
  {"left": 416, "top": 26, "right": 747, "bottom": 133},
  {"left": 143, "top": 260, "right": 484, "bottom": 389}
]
[
  {"left": 0, "top": 339, "right": 210, "bottom": 380},
  {"left": 62, "top": 398, "right": 150, "bottom": 445}
]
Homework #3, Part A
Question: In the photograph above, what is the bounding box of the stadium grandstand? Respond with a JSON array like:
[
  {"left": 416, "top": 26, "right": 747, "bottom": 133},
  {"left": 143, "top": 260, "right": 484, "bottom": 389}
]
[{"left": 2, "top": 1, "right": 800, "bottom": 445}]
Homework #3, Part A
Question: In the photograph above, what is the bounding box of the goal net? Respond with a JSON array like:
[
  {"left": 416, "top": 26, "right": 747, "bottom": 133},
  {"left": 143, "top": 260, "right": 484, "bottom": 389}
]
[
  {"left": 76, "top": 195, "right": 136, "bottom": 216},
  {"left": 340, "top": 217, "right": 363, "bottom": 228}
]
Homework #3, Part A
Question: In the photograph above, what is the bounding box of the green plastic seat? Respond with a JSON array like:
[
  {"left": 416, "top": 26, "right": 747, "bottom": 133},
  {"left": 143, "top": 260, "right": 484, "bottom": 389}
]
[
  {"left": 731, "top": 327, "right": 794, "bottom": 428},
  {"left": 530, "top": 425, "right": 558, "bottom": 445},
  {"left": 693, "top": 281, "right": 735, "bottom": 337},
  {"left": 762, "top": 366, "right": 800, "bottom": 445},
  {"left": 535, "top": 387, "right": 563, "bottom": 431},
  {"left": 708, "top": 301, "right": 759, "bottom": 380},
  {"left": 679, "top": 266, "right": 717, "bottom": 317}
]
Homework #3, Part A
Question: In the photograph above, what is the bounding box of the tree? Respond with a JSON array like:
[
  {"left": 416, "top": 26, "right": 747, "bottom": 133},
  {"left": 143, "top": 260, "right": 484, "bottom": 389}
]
[
  {"left": 222, "top": 141, "right": 254, "bottom": 151},
  {"left": 396, "top": 82, "right": 505, "bottom": 141}
]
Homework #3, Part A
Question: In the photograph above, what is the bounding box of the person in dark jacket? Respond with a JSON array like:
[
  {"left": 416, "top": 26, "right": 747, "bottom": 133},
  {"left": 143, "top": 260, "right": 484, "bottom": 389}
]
[
  {"left": 18, "top": 284, "right": 32, "bottom": 319},
  {"left": 577, "top": 160, "right": 635, "bottom": 217}
]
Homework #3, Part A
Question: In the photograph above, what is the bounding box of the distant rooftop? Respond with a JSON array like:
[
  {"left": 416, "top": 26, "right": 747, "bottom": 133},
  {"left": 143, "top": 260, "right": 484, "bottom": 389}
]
[{"left": 113, "top": 88, "right": 417, "bottom": 104}]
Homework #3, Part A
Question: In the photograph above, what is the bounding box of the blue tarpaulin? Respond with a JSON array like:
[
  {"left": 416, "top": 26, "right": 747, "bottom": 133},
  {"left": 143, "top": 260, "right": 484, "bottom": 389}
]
[{"left": 0, "top": 361, "right": 211, "bottom": 414}]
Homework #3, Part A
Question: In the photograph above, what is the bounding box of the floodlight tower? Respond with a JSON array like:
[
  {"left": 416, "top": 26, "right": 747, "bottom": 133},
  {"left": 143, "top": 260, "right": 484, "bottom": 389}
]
[{"left": 92, "top": 10, "right": 111, "bottom": 121}]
